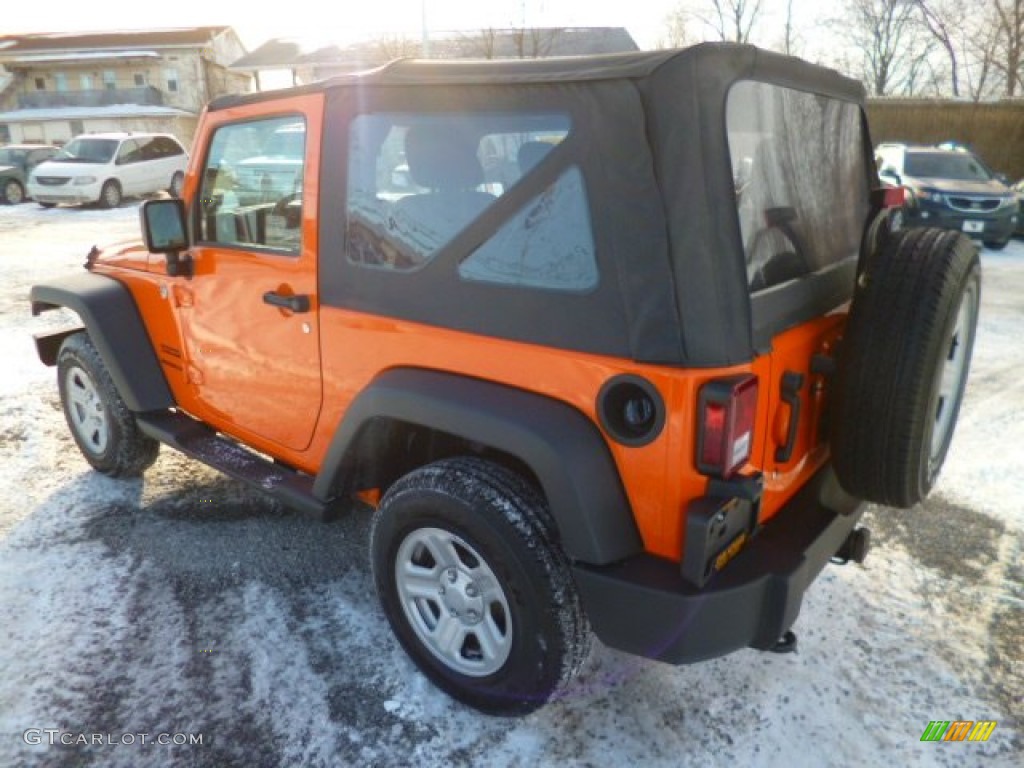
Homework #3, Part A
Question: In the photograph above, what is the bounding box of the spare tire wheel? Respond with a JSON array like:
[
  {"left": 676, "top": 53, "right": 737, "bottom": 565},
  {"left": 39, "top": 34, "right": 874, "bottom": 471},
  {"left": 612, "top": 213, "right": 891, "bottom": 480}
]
[{"left": 832, "top": 227, "right": 980, "bottom": 508}]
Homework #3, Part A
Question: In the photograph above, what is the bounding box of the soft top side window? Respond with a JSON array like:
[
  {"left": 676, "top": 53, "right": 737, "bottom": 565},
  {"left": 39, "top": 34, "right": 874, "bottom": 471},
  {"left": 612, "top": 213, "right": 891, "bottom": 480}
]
[
  {"left": 346, "top": 112, "right": 574, "bottom": 273},
  {"left": 727, "top": 81, "right": 869, "bottom": 292}
]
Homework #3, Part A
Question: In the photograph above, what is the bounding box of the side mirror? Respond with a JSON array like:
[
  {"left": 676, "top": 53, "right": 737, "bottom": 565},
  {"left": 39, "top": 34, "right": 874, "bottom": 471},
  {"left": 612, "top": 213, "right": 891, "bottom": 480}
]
[
  {"left": 995, "top": 172, "right": 1010, "bottom": 186},
  {"left": 140, "top": 198, "right": 192, "bottom": 277}
]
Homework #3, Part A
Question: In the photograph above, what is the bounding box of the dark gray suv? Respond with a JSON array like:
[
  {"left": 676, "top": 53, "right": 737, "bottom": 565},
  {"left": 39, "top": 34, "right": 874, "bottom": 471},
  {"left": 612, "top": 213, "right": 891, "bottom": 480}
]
[{"left": 876, "top": 143, "right": 1018, "bottom": 249}]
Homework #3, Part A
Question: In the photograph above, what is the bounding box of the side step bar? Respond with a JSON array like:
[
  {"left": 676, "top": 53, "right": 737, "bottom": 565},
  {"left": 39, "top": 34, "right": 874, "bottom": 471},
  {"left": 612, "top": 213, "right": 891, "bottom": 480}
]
[{"left": 136, "top": 410, "right": 338, "bottom": 518}]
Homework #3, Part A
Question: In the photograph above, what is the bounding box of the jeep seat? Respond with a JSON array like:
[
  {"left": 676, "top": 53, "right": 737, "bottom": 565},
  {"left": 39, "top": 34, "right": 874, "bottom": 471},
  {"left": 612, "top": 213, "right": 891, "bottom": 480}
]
[{"left": 392, "top": 124, "right": 494, "bottom": 254}]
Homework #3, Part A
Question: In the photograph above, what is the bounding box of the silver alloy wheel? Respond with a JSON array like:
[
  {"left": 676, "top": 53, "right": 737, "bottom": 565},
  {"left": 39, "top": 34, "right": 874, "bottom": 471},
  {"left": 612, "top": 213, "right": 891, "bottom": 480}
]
[
  {"left": 395, "top": 527, "right": 513, "bottom": 677},
  {"left": 929, "top": 279, "right": 978, "bottom": 468},
  {"left": 64, "top": 364, "right": 109, "bottom": 455}
]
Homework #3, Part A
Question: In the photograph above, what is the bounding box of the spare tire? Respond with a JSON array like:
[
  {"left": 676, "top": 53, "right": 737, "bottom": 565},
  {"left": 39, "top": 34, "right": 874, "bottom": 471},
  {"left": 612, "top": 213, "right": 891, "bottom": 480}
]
[{"left": 832, "top": 227, "right": 980, "bottom": 508}]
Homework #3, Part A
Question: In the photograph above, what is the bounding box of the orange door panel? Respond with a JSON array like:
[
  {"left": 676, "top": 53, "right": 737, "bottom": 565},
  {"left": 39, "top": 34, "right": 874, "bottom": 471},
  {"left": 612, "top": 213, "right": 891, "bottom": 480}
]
[{"left": 176, "top": 95, "right": 324, "bottom": 451}]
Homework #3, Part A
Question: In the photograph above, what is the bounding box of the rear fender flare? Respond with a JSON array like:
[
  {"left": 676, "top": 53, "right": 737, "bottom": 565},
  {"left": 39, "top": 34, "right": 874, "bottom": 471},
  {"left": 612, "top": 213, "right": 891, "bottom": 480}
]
[{"left": 314, "top": 368, "right": 642, "bottom": 565}]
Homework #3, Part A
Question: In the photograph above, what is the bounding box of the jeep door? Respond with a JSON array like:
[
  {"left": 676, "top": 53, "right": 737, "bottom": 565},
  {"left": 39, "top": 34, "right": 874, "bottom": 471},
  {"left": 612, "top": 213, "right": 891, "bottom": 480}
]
[{"left": 178, "top": 97, "right": 323, "bottom": 452}]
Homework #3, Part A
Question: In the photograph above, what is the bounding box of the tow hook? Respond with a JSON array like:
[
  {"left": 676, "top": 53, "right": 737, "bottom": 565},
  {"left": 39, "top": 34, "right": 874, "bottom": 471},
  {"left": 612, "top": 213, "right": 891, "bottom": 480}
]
[{"left": 832, "top": 527, "right": 871, "bottom": 565}]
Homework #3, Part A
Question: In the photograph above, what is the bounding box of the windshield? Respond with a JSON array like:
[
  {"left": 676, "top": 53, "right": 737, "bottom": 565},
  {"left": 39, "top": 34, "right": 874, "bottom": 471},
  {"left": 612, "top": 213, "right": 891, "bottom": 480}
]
[
  {"left": 904, "top": 152, "right": 993, "bottom": 182},
  {"left": 56, "top": 138, "right": 118, "bottom": 164}
]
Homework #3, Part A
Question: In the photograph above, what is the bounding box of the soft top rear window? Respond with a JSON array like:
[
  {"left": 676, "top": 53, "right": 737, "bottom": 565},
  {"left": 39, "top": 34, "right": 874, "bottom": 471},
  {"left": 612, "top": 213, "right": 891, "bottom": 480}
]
[{"left": 727, "top": 81, "right": 869, "bottom": 292}]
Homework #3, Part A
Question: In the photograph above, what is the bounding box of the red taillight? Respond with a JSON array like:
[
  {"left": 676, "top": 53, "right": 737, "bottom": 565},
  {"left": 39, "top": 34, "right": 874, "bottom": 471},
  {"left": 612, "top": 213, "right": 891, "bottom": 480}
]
[
  {"left": 871, "top": 186, "right": 905, "bottom": 208},
  {"left": 697, "top": 375, "right": 758, "bottom": 478}
]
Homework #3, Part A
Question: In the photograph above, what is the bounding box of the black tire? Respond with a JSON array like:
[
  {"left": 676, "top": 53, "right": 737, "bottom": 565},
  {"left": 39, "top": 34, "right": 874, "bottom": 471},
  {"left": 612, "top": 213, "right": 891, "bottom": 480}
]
[
  {"left": 370, "top": 458, "right": 590, "bottom": 715},
  {"left": 56, "top": 333, "right": 159, "bottom": 477},
  {"left": 169, "top": 171, "right": 184, "bottom": 198},
  {"left": 983, "top": 238, "right": 1009, "bottom": 251},
  {"left": 39, "top": 202, "right": 56, "bottom": 209},
  {"left": 832, "top": 228, "right": 980, "bottom": 507},
  {"left": 99, "top": 180, "right": 122, "bottom": 209},
  {"left": 2, "top": 179, "right": 25, "bottom": 205}
]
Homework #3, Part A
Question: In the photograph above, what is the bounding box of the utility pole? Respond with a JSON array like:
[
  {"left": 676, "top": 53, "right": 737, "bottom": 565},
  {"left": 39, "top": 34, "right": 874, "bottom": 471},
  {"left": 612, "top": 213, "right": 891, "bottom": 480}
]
[{"left": 421, "top": 0, "right": 430, "bottom": 58}]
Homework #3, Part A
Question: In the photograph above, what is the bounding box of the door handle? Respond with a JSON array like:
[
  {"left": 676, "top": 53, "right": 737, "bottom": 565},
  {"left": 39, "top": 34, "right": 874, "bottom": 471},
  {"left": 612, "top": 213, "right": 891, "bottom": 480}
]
[
  {"left": 263, "top": 291, "right": 311, "bottom": 313},
  {"left": 775, "top": 371, "right": 805, "bottom": 463}
]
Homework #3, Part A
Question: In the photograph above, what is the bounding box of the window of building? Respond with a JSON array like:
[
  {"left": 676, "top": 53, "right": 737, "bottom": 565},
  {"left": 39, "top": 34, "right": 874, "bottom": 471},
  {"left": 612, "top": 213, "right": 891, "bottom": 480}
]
[
  {"left": 197, "top": 116, "right": 306, "bottom": 255},
  {"left": 70, "top": 120, "right": 84, "bottom": 136},
  {"left": 103, "top": 71, "right": 117, "bottom": 90},
  {"left": 34, "top": 77, "right": 46, "bottom": 91},
  {"left": 345, "top": 111, "right": 589, "bottom": 291},
  {"left": 727, "top": 81, "right": 869, "bottom": 292},
  {"left": 133, "top": 73, "right": 147, "bottom": 87},
  {"left": 0, "top": 124, "right": 10, "bottom": 144},
  {"left": 164, "top": 68, "right": 179, "bottom": 93},
  {"left": 54, "top": 73, "right": 68, "bottom": 92},
  {"left": 80, "top": 74, "right": 93, "bottom": 90}
]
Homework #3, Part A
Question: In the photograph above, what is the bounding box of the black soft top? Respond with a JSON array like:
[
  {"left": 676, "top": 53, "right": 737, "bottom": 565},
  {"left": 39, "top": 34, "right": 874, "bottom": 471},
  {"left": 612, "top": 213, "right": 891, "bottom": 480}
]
[{"left": 217, "top": 45, "right": 870, "bottom": 366}]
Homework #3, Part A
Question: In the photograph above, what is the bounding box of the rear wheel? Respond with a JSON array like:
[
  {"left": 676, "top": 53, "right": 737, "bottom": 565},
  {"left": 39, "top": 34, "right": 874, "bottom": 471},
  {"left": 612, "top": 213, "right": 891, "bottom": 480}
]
[
  {"left": 1, "top": 179, "right": 25, "bottom": 205},
  {"left": 983, "top": 238, "right": 1009, "bottom": 250},
  {"left": 99, "top": 180, "right": 122, "bottom": 209},
  {"left": 39, "top": 202, "right": 56, "bottom": 209},
  {"left": 57, "top": 333, "right": 159, "bottom": 476},
  {"left": 370, "top": 458, "right": 590, "bottom": 715},
  {"left": 832, "top": 228, "right": 980, "bottom": 507}
]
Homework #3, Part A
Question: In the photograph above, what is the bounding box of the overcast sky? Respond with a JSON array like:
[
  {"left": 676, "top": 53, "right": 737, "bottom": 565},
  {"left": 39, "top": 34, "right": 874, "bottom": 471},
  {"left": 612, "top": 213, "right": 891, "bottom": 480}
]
[{"left": 4, "top": 0, "right": 841, "bottom": 58}]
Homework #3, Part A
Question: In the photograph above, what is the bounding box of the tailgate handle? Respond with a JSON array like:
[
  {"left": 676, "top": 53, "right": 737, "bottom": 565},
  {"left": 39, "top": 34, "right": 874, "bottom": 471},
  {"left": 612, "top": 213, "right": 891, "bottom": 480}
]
[
  {"left": 263, "top": 291, "right": 310, "bottom": 313},
  {"left": 775, "top": 371, "right": 805, "bottom": 463}
]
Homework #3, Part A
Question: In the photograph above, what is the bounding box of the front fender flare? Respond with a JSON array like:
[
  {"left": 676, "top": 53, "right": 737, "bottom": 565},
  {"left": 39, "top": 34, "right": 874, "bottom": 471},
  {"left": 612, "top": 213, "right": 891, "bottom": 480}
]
[
  {"left": 315, "top": 368, "right": 643, "bottom": 565},
  {"left": 31, "top": 272, "right": 174, "bottom": 412}
]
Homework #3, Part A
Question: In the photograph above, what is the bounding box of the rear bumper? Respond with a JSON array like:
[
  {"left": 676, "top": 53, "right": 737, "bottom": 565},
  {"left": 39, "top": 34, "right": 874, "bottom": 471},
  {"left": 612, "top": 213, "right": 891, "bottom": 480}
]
[{"left": 572, "top": 465, "right": 864, "bottom": 664}]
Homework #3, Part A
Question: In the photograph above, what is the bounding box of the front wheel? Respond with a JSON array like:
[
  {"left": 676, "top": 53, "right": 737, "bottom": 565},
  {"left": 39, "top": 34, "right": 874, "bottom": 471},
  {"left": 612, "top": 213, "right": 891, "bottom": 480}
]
[
  {"left": 983, "top": 238, "right": 1009, "bottom": 251},
  {"left": 1, "top": 179, "right": 25, "bottom": 205},
  {"left": 370, "top": 458, "right": 590, "bottom": 715},
  {"left": 99, "top": 180, "right": 122, "bottom": 209},
  {"left": 57, "top": 333, "right": 159, "bottom": 476}
]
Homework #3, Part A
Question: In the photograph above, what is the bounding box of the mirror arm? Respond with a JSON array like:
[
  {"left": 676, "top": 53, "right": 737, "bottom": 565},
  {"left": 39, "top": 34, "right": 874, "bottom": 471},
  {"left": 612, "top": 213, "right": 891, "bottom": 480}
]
[{"left": 165, "top": 250, "right": 193, "bottom": 279}]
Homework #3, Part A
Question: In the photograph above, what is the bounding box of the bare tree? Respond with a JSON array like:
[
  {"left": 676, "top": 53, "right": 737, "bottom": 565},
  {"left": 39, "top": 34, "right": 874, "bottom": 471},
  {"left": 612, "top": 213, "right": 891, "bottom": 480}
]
[
  {"left": 461, "top": 28, "right": 500, "bottom": 59},
  {"left": 914, "top": 0, "right": 961, "bottom": 95},
  {"left": 780, "top": 0, "right": 799, "bottom": 56},
  {"left": 708, "top": 0, "right": 764, "bottom": 43},
  {"left": 844, "top": 0, "right": 934, "bottom": 96},
  {"left": 992, "top": 0, "right": 1024, "bottom": 95},
  {"left": 375, "top": 34, "right": 421, "bottom": 61},
  {"left": 657, "top": 6, "right": 692, "bottom": 49}
]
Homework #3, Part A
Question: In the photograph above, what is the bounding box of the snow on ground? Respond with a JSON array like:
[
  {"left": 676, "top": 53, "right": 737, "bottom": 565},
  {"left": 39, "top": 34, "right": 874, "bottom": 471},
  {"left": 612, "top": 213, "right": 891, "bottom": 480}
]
[{"left": 0, "top": 202, "right": 1021, "bottom": 767}]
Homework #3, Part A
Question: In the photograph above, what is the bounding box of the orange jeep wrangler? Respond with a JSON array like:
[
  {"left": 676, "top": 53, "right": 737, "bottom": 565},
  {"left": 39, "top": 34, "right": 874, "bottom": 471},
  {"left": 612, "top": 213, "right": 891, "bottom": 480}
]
[{"left": 31, "top": 44, "right": 980, "bottom": 714}]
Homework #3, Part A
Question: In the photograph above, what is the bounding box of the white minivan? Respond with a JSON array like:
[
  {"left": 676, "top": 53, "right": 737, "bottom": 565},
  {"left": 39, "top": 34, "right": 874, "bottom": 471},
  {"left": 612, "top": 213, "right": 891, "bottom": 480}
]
[{"left": 28, "top": 132, "right": 188, "bottom": 208}]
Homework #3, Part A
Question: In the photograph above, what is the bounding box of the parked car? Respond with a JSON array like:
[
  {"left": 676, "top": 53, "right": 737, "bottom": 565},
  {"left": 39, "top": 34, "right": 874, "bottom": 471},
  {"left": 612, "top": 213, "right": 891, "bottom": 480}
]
[
  {"left": 1013, "top": 179, "right": 1024, "bottom": 235},
  {"left": 0, "top": 144, "right": 58, "bottom": 204},
  {"left": 31, "top": 44, "right": 980, "bottom": 714},
  {"left": 875, "top": 142, "right": 1017, "bottom": 249},
  {"left": 27, "top": 132, "right": 188, "bottom": 208}
]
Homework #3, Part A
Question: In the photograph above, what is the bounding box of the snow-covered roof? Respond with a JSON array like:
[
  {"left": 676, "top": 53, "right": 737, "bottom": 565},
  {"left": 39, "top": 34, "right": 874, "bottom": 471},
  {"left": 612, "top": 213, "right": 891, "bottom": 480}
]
[
  {"left": 0, "top": 104, "right": 195, "bottom": 122},
  {"left": 4, "top": 50, "right": 161, "bottom": 64}
]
